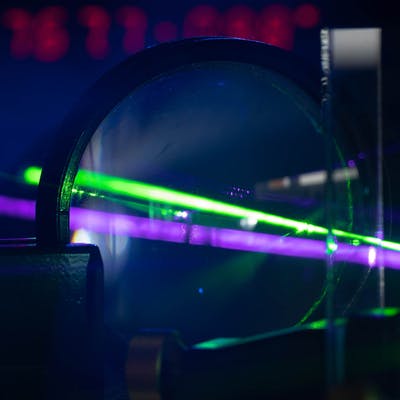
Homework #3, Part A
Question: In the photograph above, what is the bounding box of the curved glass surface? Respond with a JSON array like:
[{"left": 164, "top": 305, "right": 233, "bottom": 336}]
[{"left": 71, "top": 61, "right": 352, "bottom": 344}]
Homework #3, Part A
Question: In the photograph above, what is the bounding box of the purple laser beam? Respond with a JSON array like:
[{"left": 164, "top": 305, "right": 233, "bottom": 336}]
[{"left": 1, "top": 194, "right": 400, "bottom": 269}]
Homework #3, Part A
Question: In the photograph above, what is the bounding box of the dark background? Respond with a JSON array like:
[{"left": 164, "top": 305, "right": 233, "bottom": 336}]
[
  {"left": 0, "top": 0, "right": 398, "bottom": 239},
  {"left": 0, "top": 0, "right": 320, "bottom": 173},
  {"left": 0, "top": 0, "right": 399, "bottom": 356}
]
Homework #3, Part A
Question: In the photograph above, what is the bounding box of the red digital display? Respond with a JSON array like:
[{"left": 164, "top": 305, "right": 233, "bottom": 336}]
[
  {"left": 34, "top": 6, "right": 69, "bottom": 62},
  {"left": 153, "top": 21, "right": 178, "bottom": 43},
  {"left": 257, "top": 5, "right": 294, "bottom": 50},
  {"left": 1, "top": 3, "right": 320, "bottom": 62},
  {"left": 293, "top": 3, "right": 320, "bottom": 29},
  {"left": 116, "top": 6, "right": 148, "bottom": 54},
  {"left": 2, "top": 8, "right": 34, "bottom": 59},
  {"left": 183, "top": 5, "right": 221, "bottom": 38},
  {"left": 222, "top": 5, "right": 257, "bottom": 41},
  {"left": 2, "top": 6, "right": 70, "bottom": 61},
  {"left": 78, "top": 5, "right": 111, "bottom": 59}
]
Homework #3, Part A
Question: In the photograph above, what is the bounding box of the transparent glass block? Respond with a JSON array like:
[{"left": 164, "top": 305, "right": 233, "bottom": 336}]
[{"left": 321, "top": 28, "right": 400, "bottom": 387}]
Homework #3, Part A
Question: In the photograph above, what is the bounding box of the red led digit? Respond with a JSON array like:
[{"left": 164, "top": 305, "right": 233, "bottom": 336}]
[
  {"left": 183, "top": 5, "right": 220, "bottom": 38},
  {"left": 293, "top": 3, "right": 320, "bottom": 29},
  {"left": 222, "top": 5, "right": 256, "bottom": 40},
  {"left": 153, "top": 21, "right": 178, "bottom": 43},
  {"left": 78, "top": 5, "right": 111, "bottom": 59},
  {"left": 116, "top": 6, "right": 147, "bottom": 54},
  {"left": 33, "top": 6, "right": 69, "bottom": 62},
  {"left": 2, "top": 8, "right": 33, "bottom": 59},
  {"left": 256, "top": 5, "right": 294, "bottom": 50}
]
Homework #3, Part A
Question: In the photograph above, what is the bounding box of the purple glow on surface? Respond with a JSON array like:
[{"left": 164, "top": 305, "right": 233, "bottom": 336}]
[
  {"left": 189, "top": 223, "right": 327, "bottom": 259},
  {"left": 347, "top": 160, "right": 356, "bottom": 168},
  {"left": 368, "top": 246, "right": 377, "bottom": 267},
  {"left": 0, "top": 195, "right": 35, "bottom": 220},
  {"left": 1, "top": 194, "right": 400, "bottom": 269},
  {"left": 70, "top": 207, "right": 188, "bottom": 244},
  {"left": 69, "top": 205, "right": 400, "bottom": 269}
]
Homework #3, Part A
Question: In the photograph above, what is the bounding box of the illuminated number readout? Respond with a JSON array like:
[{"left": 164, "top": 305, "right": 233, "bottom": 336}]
[
  {"left": 2, "top": 6, "right": 69, "bottom": 61},
  {"left": 1, "top": 3, "right": 320, "bottom": 61},
  {"left": 78, "top": 5, "right": 111, "bottom": 59},
  {"left": 116, "top": 6, "right": 148, "bottom": 54}
]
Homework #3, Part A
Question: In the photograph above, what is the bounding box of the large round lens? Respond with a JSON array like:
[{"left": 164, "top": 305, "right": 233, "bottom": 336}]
[{"left": 70, "top": 59, "right": 342, "bottom": 344}]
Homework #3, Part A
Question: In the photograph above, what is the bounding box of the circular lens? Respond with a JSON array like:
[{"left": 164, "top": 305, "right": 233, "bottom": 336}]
[{"left": 69, "top": 57, "right": 336, "bottom": 344}]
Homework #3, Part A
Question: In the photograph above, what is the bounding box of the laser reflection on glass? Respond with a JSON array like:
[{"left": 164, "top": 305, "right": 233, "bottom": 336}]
[
  {"left": 1, "top": 194, "right": 400, "bottom": 269},
  {"left": 22, "top": 166, "right": 400, "bottom": 252}
]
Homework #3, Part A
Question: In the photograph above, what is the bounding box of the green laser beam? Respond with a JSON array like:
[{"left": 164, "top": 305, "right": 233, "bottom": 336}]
[{"left": 24, "top": 166, "right": 400, "bottom": 252}]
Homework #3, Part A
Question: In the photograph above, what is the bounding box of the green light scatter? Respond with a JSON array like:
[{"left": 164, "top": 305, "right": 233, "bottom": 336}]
[
  {"left": 326, "top": 236, "right": 338, "bottom": 254},
  {"left": 308, "top": 319, "right": 327, "bottom": 330},
  {"left": 369, "top": 307, "right": 400, "bottom": 317},
  {"left": 194, "top": 337, "right": 241, "bottom": 350},
  {"left": 23, "top": 166, "right": 400, "bottom": 252},
  {"left": 24, "top": 166, "right": 41, "bottom": 185}
]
